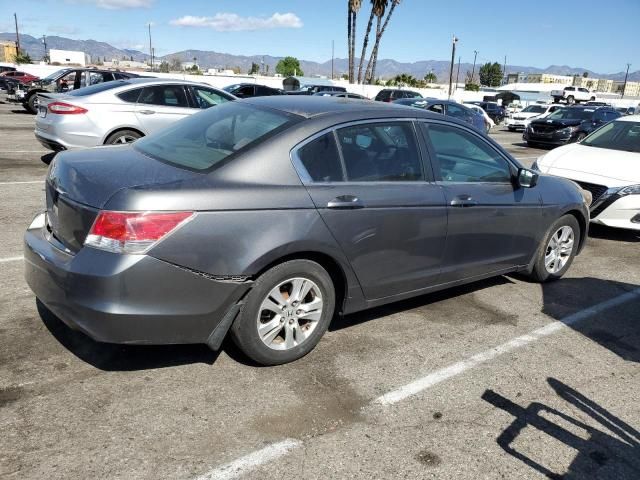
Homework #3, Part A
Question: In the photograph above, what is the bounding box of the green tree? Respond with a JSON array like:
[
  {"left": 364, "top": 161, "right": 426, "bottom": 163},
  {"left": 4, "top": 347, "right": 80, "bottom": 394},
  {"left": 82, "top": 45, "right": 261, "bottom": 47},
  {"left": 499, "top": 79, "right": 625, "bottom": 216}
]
[
  {"left": 158, "top": 61, "right": 170, "bottom": 73},
  {"left": 582, "top": 71, "right": 588, "bottom": 78},
  {"left": 169, "top": 58, "right": 182, "bottom": 71},
  {"left": 364, "top": 0, "right": 401, "bottom": 84},
  {"left": 248, "top": 62, "right": 260, "bottom": 75},
  {"left": 347, "top": 0, "right": 362, "bottom": 83},
  {"left": 424, "top": 72, "right": 437, "bottom": 83},
  {"left": 14, "top": 50, "right": 32, "bottom": 65},
  {"left": 464, "top": 83, "right": 480, "bottom": 91},
  {"left": 275, "top": 56, "right": 303, "bottom": 77},
  {"left": 479, "top": 62, "right": 503, "bottom": 87}
]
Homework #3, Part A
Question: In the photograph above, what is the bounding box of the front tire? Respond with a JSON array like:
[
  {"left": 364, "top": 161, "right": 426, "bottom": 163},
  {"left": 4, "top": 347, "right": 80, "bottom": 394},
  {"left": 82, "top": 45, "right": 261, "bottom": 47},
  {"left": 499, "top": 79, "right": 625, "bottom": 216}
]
[
  {"left": 566, "top": 95, "right": 575, "bottom": 105},
  {"left": 230, "top": 260, "right": 335, "bottom": 365},
  {"left": 528, "top": 215, "right": 580, "bottom": 283}
]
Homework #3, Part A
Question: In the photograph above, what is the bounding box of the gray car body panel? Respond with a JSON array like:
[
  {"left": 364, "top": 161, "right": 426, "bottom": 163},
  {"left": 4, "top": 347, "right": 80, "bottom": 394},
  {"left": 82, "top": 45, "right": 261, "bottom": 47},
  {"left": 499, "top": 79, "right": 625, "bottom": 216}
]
[{"left": 26, "top": 96, "right": 589, "bottom": 347}]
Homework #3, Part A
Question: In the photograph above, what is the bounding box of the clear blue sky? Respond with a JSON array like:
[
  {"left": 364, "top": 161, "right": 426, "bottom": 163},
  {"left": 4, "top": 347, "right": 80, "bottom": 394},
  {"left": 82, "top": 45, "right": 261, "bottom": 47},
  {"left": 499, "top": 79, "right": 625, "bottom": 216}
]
[{"left": 1, "top": 0, "right": 638, "bottom": 73}]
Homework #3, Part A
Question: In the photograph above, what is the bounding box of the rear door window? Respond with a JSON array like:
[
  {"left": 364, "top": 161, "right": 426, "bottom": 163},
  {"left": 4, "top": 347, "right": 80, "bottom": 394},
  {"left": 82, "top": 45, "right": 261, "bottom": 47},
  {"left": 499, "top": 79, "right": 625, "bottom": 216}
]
[
  {"left": 336, "top": 122, "right": 423, "bottom": 182},
  {"left": 296, "top": 133, "right": 344, "bottom": 183},
  {"left": 139, "top": 85, "right": 189, "bottom": 107},
  {"left": 118, "top": 87, "right": 143, "bottom": 103}
]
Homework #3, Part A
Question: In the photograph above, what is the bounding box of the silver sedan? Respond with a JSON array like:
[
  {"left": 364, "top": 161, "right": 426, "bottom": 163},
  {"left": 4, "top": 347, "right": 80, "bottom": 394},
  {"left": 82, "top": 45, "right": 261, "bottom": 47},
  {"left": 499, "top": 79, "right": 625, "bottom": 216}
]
[{"left": 34, "top": 78, "right": 235, "bottom": 151}]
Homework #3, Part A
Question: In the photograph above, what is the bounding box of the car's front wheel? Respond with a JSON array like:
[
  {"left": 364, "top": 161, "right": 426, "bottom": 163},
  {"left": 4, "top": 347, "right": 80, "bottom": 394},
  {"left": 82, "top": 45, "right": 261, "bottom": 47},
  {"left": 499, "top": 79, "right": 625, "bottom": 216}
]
[
  {"left": 25, "top": 94, "right": 39, "bottom": 114},
  {"left": 230, "top": 260, "right": 335, "bottom": 365},
  {"left": 528, "top": 215, "right": 580, "bottom": 282}
]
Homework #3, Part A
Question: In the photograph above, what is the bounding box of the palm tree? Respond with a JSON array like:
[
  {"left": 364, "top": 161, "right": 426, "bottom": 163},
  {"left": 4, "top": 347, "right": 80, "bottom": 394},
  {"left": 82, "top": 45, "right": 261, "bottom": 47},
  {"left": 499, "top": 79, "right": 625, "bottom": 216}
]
[
  {"left": 424, "top": 72, "right": 437, "bottom": 83},
  {"left": 347, "top": 0, "right": 362, "bottom": 83},
  {"left": 364, "top": 0, "right": 401, "bottom": 84},
  {"left": 357, "top": 0, "right": 380, "bottom": 84}
]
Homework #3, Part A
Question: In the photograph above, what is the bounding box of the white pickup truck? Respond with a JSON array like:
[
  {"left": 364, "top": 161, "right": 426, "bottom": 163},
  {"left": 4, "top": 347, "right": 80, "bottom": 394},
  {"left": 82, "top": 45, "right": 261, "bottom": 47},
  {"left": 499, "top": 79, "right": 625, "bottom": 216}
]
[{"left": 551, "top": 86, "right": 596, "bottom": 104}]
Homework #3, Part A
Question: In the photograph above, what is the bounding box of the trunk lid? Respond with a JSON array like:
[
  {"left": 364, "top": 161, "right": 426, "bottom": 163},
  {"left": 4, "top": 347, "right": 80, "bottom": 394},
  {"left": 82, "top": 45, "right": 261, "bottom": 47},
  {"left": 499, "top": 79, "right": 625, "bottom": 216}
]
[{"left": 46, "top": 145, "right": 198, "bottom": 252}]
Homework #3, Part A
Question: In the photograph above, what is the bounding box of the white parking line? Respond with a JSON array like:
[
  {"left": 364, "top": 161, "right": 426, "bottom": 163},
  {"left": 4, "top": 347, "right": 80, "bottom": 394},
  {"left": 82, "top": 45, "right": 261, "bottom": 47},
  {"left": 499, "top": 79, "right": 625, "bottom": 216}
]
[
  {"left": 374, "top": 288, "right": 640, "bottom": 405},
  {"left": 193, "top": 287, "right": 640, "bottom": 479},
  {"left": 194, "top": 439, "right": 303, "bottom": 480},
  {"left": 0, "top": 256, "right": 23, "bottom": 263},
  {"left": 0, "top": 181, "right": 43, "bottom": 185}
]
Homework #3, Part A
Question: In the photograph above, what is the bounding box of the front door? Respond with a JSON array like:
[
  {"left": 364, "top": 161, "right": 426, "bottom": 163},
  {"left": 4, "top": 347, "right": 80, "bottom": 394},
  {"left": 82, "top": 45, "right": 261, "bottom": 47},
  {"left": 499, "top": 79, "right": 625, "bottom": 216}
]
[
  {"left": 294, "top": 120, "right": 448, "bottom": 300},
  {"left": 134, "top": 84, "right": 195, "bottom": 134},
  {"left": 420, "top": 122, "right": 541, "bottom": 283}
]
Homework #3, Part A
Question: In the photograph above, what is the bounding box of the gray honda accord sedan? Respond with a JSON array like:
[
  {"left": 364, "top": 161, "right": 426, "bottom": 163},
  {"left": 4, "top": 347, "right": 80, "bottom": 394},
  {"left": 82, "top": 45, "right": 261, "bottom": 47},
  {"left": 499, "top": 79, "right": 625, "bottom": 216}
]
[{"left": 25, "top": 96, "right": 589, "bottom": 365}]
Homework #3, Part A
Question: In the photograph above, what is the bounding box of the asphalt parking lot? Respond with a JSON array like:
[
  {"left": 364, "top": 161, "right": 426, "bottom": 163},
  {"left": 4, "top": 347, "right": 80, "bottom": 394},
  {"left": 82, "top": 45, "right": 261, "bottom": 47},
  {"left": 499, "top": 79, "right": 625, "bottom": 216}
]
[{"left": 1, "top": 95, "right": 639, "bottom": 480}]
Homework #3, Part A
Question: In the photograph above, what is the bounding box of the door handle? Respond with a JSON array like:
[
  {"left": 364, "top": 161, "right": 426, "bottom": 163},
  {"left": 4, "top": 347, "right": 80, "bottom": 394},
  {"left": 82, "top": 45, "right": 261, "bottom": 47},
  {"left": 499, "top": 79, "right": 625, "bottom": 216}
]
[
  {"left": 327, "top": 195, "right": 364, "bottom": 209},
  {"left": 138, "top": 109, "right": 155, "bottom": 115},
  {"left": 450, "top": 195, "right": 478, "bottom": 207}
]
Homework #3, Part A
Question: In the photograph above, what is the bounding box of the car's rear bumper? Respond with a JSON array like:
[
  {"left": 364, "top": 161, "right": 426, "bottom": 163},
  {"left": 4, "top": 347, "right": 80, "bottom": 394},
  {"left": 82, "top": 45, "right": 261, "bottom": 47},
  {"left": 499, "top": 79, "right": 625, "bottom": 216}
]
[{"left": 24, "top": 217, "right": 252, "bottom": 346}]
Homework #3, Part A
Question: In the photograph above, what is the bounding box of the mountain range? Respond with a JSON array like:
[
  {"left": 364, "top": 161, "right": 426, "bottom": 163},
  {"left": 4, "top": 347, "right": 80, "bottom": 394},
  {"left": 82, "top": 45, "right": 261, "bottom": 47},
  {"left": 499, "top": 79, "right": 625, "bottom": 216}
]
[{"left": 2, "top": 33, "right": 639, "bottom": 83}]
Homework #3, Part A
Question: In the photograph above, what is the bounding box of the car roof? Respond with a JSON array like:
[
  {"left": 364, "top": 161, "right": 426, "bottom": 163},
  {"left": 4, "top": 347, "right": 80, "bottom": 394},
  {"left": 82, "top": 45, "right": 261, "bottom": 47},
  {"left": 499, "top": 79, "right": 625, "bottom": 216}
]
[
  {"left": 116, "top": 77, "right": 220, "bottom": 88},
  {"left": 615, "top": 115, "right": 640, "bottom": 123},
  {"left": 241, "top": 95, "right": 444, "bottom": 120}
]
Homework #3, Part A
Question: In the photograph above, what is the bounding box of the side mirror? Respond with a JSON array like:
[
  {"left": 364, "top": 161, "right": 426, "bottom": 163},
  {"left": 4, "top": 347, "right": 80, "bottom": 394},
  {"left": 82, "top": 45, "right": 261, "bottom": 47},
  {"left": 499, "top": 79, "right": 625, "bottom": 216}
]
[{"left": 518, "top": 168, "right": 539, "bottom": 188}]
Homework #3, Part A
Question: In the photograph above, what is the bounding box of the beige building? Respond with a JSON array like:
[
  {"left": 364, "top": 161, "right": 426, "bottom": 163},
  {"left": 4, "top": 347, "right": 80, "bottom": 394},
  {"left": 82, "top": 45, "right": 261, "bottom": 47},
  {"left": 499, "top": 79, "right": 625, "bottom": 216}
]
[
  {"left": 524, "top": 73, "right": 574, "bottom": 85},
  {"left": 596, "top": 78, "right": 614, "bottom": 93},
  {"left": 572, "top": 76, "right": 599, "bottom": 90},
  {"left": 614, "top": 81, "right": 640, "bottom": 97},
  {"left": 0, "top": 42, "right": 18, "bottom": 63}
]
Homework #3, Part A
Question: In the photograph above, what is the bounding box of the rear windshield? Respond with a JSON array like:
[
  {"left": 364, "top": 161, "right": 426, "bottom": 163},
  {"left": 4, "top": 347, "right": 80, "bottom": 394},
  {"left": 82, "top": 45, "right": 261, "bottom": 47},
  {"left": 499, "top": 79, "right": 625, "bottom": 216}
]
[
  {"left": 522, "top": 105, "right": 546, "bottom": 113},
  {"left": 547, "top": 108, "right": 594, "bottom": 120},
  {"left": 134, "top": 102, "right": 299, "bottom": 171},
  {"left": 582, "top": 120, "right": 640, "bottom": 153},
  {"left": 67, "top": 80, "right": 130, "bottom": 96}
]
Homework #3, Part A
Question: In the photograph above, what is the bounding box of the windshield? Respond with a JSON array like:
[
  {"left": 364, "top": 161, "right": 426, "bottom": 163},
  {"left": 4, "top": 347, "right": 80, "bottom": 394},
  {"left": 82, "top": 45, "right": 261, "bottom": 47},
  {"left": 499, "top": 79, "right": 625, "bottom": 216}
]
[
  {"left": 582, "top": 120, "right": 640, "bottom": 153},
  {"left": 134, "top": 102, "right": 299, "bottom": 171},
  {"left": 522, "top": 105, "right": 546, "bottom": 113},
  {"left": 547, "top": 108, "right": 593, "bottom": 121},
  {"left": 67, "top": 80, "right": 129, "bottom": 97}
]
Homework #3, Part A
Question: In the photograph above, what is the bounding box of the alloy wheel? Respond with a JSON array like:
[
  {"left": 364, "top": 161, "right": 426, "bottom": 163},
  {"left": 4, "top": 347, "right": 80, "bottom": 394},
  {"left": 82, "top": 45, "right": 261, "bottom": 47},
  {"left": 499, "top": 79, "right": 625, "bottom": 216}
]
[
  {"left": 256, "top": 277, "right": 323, "bottom": 351},
  {"left": 113, "top": 134, "right": 138, "bottom": 144},
  {"left": 544, "top": 226, "right": 574, "bottom": 274}
]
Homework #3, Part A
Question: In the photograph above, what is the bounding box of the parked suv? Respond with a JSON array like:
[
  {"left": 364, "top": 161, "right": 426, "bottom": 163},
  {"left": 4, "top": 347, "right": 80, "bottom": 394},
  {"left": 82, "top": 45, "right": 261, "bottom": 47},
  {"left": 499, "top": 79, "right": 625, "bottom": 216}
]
[
  {"left": 551, "top": 86, "right": 596, "bottom": 104},
  {"left": 524, "top": 105, "right": 621, "bottom": 147},
  {"left": 13, "top": 68, "right": 141, "bottom": 113},
  {"left": 374, "top": 89, "right": 422, "bottom": 102}
]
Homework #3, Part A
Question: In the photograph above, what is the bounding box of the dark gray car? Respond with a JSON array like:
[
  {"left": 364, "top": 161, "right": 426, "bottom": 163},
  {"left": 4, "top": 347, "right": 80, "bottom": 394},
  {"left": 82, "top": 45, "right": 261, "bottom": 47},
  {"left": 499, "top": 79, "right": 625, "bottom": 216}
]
[{"left": 24, "top": 97, "right": 590, "bottom": 365}]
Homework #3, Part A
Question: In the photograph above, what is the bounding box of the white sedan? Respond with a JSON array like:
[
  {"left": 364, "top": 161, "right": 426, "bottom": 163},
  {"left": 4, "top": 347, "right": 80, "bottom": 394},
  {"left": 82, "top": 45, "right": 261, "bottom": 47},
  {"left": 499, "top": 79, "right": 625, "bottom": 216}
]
[
  {"left": 533, "top": 116, "right": 640, "bottom": 231},
  {"left": 505, "top": 104, "right": 561, "bottom": 131}
]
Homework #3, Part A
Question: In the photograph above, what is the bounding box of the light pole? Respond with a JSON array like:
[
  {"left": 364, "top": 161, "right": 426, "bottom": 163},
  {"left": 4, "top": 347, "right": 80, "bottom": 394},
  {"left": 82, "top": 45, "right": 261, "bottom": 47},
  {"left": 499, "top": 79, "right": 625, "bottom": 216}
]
[
  {"left": 455, "top": 56, "right": 461, "bottom": 92},
  {"left": 471, "top": 50, "right": 478, "bottom": 84},
  {"left": 621, "top": 63, "right": 631, "bottom": 99},
  {"left": 42, "top": 35, "right": 47, "bottom": 63},
  {"left": 448, "top": 35, "right": 458, "bottom": 99},
  {"left": 148, "top": 23, "right": 153, "bottom": 71}
]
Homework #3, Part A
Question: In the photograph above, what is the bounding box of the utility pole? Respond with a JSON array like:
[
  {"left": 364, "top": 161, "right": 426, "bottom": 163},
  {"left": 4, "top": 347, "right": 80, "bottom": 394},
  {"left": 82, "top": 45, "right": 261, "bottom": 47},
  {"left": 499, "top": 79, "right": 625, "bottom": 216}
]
[
  {"left": 148, "top": 23, "right": 153, "bottom": 72},
  {"left": 151, "top": 48, "right": 155, "bottom": 72},
  {"left": 621, "top": 63, "right": 631, "bottom": 99},
  {"left": 331, "top": 40, "right": 335, "bottom": 80},
  {"left": 42, "top": 35, "right": 47, "bottom": 62},
  {"left": 14, "top": 13, "right": 20, "bottom": 53},
  {"left": 455, "top": 56, "right": 461, "bottom": 92},
  {"left": 448, "top": 35, "right": 458, "bottom": 99},
  {"left": 471, "top": 50, "right": 478, "bottom": 84},
  {"left": 503, "top": 55, "right": 507, "bottom": 85}
]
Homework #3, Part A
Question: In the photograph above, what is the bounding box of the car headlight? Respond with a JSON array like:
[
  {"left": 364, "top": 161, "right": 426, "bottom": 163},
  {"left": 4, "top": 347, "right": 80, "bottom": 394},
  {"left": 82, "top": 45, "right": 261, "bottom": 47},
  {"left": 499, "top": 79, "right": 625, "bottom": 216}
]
[
  {"left": 559, "top": 126, "right": 579, "bottom": 135},
  {"left": 618, "top": 184, "right": 640, "bottom": 196}
]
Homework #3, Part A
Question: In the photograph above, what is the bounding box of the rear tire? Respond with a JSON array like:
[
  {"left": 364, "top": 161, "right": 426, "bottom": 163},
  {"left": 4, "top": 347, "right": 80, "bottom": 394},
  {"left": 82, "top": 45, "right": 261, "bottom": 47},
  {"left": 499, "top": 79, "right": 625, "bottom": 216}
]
[
  {"left": 105, "top": 129, "right": 142, "bottom": 145},
  {"left": 26, "top": 94, "right": 39, "bottom": 114},
  {"left": 230, "top": 260, "right": 335, "bottom": 365},
  {"left": 528, "top": 215, "right": 580, "bottom": 283}
]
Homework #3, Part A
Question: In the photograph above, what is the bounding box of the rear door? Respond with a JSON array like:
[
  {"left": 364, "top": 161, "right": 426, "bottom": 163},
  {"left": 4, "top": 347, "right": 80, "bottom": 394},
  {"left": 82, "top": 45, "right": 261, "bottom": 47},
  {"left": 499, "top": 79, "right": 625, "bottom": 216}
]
[
  {"left": 420, "top": 121, "right": 541, "bottom": 282},
  {"left": 134, "top": 84, "right": 194, "bottom": 134},
  {"left": 293, "top": 120, "right": 447, "bottom": 300}
]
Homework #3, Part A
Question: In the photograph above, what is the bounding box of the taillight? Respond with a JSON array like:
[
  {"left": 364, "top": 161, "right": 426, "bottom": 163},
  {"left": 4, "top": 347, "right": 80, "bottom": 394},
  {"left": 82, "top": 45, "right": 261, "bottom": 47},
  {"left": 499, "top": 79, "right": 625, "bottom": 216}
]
[
  {"left": 48, "top": 101, "right": 88, "bottom": 115},
  {"left": 85, "top": 211, "right": 193, "bottom": 254}
]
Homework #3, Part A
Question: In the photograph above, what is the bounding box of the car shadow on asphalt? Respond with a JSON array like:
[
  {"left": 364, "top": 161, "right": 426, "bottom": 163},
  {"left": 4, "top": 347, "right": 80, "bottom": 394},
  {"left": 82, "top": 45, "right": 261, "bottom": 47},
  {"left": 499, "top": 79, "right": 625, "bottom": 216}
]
[
  {"left": 330, "top": 275, "right": 514, "bottom": 332},
  {"left": 588, "top": 224, "right": 640, "bottom": 243},
  {"left": 482, "top": 378, "right": 640, "bottom": 479},
  {"left": 37, "top": 300, "right": 221, "bottom": 371},
  {"left": 9, "top": 109, "right": 31, "bottom": 114}
]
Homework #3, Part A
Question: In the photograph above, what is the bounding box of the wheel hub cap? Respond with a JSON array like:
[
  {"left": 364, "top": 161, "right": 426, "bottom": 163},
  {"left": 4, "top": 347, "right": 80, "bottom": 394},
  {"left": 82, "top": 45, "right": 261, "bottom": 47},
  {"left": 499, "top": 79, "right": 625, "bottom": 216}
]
[
  {"left": 256, "top": 277, "right": 323, "bottom": 351},
  {"left": 544, "top": 226, "right": 574, "bottom": 274}
]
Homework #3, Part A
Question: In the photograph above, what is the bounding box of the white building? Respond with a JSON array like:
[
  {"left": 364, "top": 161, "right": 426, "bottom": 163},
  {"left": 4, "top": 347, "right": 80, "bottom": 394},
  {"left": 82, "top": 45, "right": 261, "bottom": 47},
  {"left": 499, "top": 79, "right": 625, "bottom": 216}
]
[{"left": 49, "top": 49, "right": 91, "bottom": 66}]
